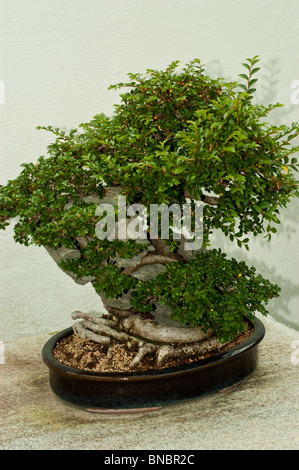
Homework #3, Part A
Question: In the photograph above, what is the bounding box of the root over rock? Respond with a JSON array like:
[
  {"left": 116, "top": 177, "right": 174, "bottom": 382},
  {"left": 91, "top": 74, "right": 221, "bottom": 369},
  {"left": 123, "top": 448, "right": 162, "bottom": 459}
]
[{"left": 69, "top": 311, "right": 235, "bottom": 368}]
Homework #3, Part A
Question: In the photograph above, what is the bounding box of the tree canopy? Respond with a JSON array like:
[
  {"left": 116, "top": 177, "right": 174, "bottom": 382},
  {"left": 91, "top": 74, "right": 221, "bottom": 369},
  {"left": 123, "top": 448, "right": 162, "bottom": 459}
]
[{"left": 0, "top": 57, "right": 298, "bottom": 341}]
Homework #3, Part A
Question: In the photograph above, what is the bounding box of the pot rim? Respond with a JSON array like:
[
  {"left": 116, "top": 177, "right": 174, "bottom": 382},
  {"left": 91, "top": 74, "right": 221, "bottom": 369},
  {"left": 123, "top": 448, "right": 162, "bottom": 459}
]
[{"left": 42, "top": 317, "right": 265, "bottom": 382}]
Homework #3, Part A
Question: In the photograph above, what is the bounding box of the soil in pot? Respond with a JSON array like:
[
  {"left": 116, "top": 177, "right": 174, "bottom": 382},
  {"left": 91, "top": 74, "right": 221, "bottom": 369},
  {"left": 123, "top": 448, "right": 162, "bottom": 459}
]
[{"left": 53, "top": 322, "right": 254, "bottom": 373}]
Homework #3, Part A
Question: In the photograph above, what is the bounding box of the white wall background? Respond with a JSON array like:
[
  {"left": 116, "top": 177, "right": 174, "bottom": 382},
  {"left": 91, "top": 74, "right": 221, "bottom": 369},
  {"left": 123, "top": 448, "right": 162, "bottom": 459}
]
[{"left": 0, "top": 0, "right": 298, "bottom": 341}]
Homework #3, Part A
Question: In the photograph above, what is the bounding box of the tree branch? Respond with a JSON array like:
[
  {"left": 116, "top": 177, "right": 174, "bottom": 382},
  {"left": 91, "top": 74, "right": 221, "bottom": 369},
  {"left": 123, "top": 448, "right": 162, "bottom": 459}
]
[
  {"left": 122, "top": 252, "right": 179, "bottom": 276},
  {"left": 150, "top": 237, "right": 182, "bottom": 259},
  {"left": 200, "top": 194, "right": 219, "bottom": 205},
  {"left": 184, "top": 188, "right": 219, "bottom": 206}
]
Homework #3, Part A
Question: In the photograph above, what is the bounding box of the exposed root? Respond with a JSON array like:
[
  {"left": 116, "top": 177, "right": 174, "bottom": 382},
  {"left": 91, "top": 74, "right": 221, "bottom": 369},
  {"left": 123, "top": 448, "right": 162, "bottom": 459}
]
[
  {"left": 106, "top": 345, "right": 114, "bottom": 361},
  {"left": 72, "top": 310, "right": 143, "bottom": 348},
  {"left": 120, "top": 315, "right": 213, "bottom": 343},
  {"left": 104, "top": 305, "right": 131, "bottom": 319},
  {"left": 156, "top": 336, "right": 229, "bottom": 366},
  {"left": 71, "top": 311, "right": 228, "bottom": 370},
  {"left": 72, "top": 321, "right": 111, "bottom": 345},
  {"left": 72, "top": 311, "right": 118, "bottom": 328},
  {"left": 129, "top": 343, "right": 157, "bottom": 369}
]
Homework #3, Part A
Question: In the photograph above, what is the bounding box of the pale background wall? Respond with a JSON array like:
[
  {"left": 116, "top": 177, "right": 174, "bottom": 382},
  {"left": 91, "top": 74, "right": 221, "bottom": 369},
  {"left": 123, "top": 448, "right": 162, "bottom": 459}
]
[{"left": 0, "top": 0, "right": 298, "bottom": 341}]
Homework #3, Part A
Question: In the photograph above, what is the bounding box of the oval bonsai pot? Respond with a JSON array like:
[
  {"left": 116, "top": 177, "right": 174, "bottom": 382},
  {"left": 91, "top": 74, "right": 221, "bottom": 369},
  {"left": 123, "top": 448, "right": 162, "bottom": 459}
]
[{"left": 42, "top": 318, "right": 265, "bottom": 411}]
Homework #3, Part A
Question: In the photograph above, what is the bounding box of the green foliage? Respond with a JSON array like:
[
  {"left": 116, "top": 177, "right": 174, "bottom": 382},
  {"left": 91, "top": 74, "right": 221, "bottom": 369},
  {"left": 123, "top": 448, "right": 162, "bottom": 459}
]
[
  {"left": 59, "top": 238, "right": 140, "bottom": 297},
  {"left": 130, "top": 249, "right": 280, "bottom": 342},
  {"left": 0, "top": 57, "right": 298, "bottom": 339},
  {"left": 238, "top": 55, "right": 261, "bottom": 99}
]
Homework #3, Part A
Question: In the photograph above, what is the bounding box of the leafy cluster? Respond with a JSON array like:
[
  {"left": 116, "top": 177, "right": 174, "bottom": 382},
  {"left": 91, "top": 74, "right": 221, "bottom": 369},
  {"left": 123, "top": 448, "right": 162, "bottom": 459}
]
[
  {"left": 0, "top": 57, "right": 298, "bottom": 338},
  {"left": 130, "top": 248, "right": 280, "bottom": 342}
]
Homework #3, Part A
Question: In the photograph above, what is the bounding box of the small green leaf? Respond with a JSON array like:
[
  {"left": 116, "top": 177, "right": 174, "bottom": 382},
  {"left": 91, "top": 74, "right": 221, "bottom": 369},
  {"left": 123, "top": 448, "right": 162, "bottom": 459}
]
[
  {"left": 238, "top": 73, "right": 248, "bottom": 81},
  {"left": 251, "top": 67, "right": 260, "bottom": 75}
]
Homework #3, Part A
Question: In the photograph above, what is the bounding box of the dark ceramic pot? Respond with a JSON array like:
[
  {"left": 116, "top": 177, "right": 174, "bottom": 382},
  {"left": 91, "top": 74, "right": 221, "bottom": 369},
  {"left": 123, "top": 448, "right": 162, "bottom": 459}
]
[{"left": 42, "top": 318, "right": 265, "bottom": 412}]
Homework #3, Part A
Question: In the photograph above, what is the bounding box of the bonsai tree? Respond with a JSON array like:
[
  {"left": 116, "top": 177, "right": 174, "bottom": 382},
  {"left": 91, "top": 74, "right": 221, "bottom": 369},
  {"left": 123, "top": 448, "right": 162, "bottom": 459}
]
[{"left": 1, "top": 57, "right": 298, "bottom": 368}]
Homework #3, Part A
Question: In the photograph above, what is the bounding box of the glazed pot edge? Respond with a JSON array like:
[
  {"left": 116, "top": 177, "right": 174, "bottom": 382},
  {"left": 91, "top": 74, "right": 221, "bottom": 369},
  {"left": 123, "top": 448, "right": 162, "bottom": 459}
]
[{"left": 42, "top": 317, "right": 265, "bottom": 382}]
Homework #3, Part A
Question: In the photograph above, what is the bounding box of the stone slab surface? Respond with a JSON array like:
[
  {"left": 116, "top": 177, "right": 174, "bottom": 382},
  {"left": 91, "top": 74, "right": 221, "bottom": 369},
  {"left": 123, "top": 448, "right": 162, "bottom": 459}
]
[{"left": 1, "top": 314, "right": 299, "bottom": 450}]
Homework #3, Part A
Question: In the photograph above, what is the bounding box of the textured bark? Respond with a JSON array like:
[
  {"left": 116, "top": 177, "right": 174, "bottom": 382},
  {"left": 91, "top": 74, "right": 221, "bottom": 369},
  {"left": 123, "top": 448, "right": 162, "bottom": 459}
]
[
  {"left": 71, "top": 311, "right": 228, "bottom": 369},
  {"left": 156, "top": 336, "right": 228, "bottom": 366},
  {"left": 129, "top": 343, "right": 157, "bottom": 369},
  {"left": 121, "top": 314, "right": 213, "bottom": 344},
  {"left": 122, "top": 253, "right": 179, "bottom": 276},
  {"left": 184, "top": 189, "right": 219, "bottom": 206},
  {"left": 150, "top": 237, "right": 183, "bottom": 260},
  {"left": 72, "top": 321, "right": 111, "bottom": 345},
  {"left": 72, "top": 311, "right": 140, "bottom": 345},
  {"left": 104, "top": 305, "right": 131, "bottom": 319},
  {"left": 72, "top": 311, "right": 117, "bottom": 327},
  {"left": 200, "top": 194, "right": 219, "bottom": 206}
]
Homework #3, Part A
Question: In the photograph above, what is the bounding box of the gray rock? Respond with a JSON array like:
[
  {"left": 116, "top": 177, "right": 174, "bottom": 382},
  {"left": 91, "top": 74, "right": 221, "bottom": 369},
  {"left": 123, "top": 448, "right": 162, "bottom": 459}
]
[
  {"left": 135, "top": 238, "right": 156, "bottom": 251},
  {"left": 72, "top": 275, "right": 97, "bottom": 285},
  {"left": 113, "top": 250, "right": 148, "bottom": 268},
  {"left": 177, "top": 247, "right": 198, "bottom": 260},
  {"left": 152, "top": 302, "right": 185, "bottom": 327},
  {"left": 99, "top": 290, "right": 132, "bottom": 310},
  {"left": 177, "top": 236, "right": 200, "bottom": 260},
  {"left": 45, "top": 246, "right": 96, "bottom": 285},
  {"left": 64, "top": 202, "right": 74, "bottom": 211},
  {"left": 76, "top": 236, "right": 91, "bottom": 250},
  {"left": 97, "top": 186, "right": 123, "bottom": 206},
  {"left": 45, "top": 246, "right": 81, "bottom": 264},
  {"left": 135, "top": 238, "right": 151, "bottom": 246},
  {"left": 132, "top": 264, "right": 166, "bottom": 281},
  {"left": 81, "top": 186, "right": 124, "bottom": 207},
  {"left": 81, "top": 195, "right": 103, "bottom": 205},
  {"left": 147, "top": 244, "right": 156, "bottom": 252}
]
